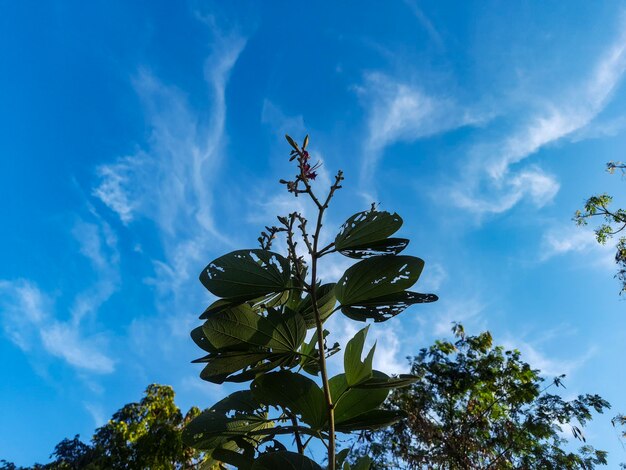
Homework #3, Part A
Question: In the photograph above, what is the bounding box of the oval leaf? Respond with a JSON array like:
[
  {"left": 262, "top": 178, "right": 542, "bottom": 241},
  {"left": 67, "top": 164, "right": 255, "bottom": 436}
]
[
  {"left": 338, "top": 237, "right": 409, "bottom": 259},
  {"left": 200, "top": 250, "right": 291, "bottom": 300},
  {"left": 335, "top": 210, "right": 403, "bottom": 253},
  {"left": 341, "top": 291, "right": 438, "bottom": 323},
  {"left": 335, "top": 256, "right": 425, "bottom": 306}
]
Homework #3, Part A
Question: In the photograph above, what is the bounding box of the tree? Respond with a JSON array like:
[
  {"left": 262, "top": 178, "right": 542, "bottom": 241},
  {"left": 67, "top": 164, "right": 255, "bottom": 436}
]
[
  {"left": 355, "top": 324, "right": 610, "bottom": 469},
  {"left": 1, "top": 384, "right": 206, "bottom": 469},
  {"left": 574, "top": 161, "right": 626, "bottom": 294},
  {"left": 182, "top": 135, "right": 439, "bottom": 468}
]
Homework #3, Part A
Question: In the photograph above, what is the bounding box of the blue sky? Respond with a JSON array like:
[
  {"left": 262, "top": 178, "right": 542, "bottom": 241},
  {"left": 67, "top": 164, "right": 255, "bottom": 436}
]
[{"left": 2, "top": 0, "right": 626, "bottom": 465}]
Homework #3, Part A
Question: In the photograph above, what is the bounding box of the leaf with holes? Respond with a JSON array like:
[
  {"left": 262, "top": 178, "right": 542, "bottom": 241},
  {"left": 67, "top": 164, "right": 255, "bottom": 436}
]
[
  {"left": 296, "top": 283, "right": 337, "bottom": 328},
  {"left": 251, "top": 451, "right": 323, "bottom": 470},
  {"left": 251, "top": 371, "right": 327, "bottom": 430},
  {"left": 338, "top": 237, "right": 410, "bottom": 259},
  {"left": 335, "top": 210, "right": 403, "bottom": 256},
  {"left": 335, "top": 255, "right": 424, "bottom": 306},
  {"left": 201, "top": 304, "right": 305, "bottom": 353},
  {"left": 200, "top": 249, "right": 291, "bottom": 301},
  {"left": 341, "top": 291, "right": 438, "bottom": 322},
  {"left": 344, "top": 326, "right": 375, "bottom": 387}
]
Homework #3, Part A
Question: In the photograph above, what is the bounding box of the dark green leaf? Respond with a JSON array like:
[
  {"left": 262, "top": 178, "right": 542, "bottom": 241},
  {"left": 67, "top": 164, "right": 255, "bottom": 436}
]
[
  {"left": 344, "top": 326, "right": 375, "bottom": 387},
  {"left": 354, "top": 372, "right": 419, "bottom": 389},
  {"left": 200, "top": 249, "right": 291, "bottom": 301},
  {"left": 335, "top": 210, "right": 403, "bottom": 254},
  {"left": 251, "top": 451, "right": 323, "bottom": 470},
  {"left": 197, "top": 351, "right": 289, "bottom": 384},
  {"left": 183, "top": 410, "right": 272, "bottom": 451},
  {"left": 202, "top": 304, "right": 304, "bottom": 353},
  {"left": 335, "top": 409, "right": 406, "bottom": 432},
  {"left": 296, "top": 283, "right": 337, "bottom": 328},
  {"left": 352, "top": 456, "right": 372, "bottom": 470},
  {"left": 341, "top": 291, "right": 438, "bottom": 323},
  {"left": 251, "top": 371, "right": 326, "bottom": 429},
  {"left": 212, "top": 447, "right": 253, "bottom": 469},
  {"left": 330, "top": 373, "right": 389, "bottom": 424},
  {"left": 338, "top": 238, "right": 409, "bottom": 259},
  {"left": 335, "top": 256, "right": 425, "bottom": 306}
]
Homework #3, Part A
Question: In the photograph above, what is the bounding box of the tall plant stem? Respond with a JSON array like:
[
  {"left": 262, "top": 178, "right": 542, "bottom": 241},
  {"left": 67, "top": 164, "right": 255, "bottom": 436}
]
[
  {"left": 306, "top": 172, "right": 343, "bottom": 470},
  {"left": 310, "top": 216, "right": 335, "bottom": 469}
]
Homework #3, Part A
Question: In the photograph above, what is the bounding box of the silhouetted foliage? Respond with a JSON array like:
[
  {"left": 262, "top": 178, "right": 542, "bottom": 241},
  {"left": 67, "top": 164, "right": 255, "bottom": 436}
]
[
  {"left": 354, "top": 324, "right": 610, "bottom": 469},
  {"left": 1, "top": 384, "right": 206, "bottom": 470}
]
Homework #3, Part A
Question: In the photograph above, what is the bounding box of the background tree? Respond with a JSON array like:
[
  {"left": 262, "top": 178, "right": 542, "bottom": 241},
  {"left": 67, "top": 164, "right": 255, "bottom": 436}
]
[
  {"left": 574, "top": 161, "right": 626, "bottom": 294},
  {"left": 1, "top": 384, "right": 206, "bottom": 470},
  {"left": 355, "top": 324, "right": 610, "bottom": 469},
  {"left": 182, "top": 135, "right": 439, "bottom": 468}
]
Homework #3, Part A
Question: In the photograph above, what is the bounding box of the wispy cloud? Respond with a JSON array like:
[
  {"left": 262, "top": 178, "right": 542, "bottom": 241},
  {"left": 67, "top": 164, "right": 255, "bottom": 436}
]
[
  {"left": 356, "top": 72, "right": 485, "bottom": 195},
  {"left": 0, "top": 278, "right": 115, "bottom": 374},
  {"left": 93, "top": 32, "right": 246, "bottom": 316},
  {"left": 0, "top": 214, "right": 119, "bottom": 374},
  {"left": 451, "top": 17, "right": 626, "bottom": 215},
  {"left": 502, "top": 337, "right": 596, "bottom": 378}
]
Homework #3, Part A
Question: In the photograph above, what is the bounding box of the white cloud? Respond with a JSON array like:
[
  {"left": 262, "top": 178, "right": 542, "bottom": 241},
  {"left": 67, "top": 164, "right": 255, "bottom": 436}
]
[
  {"left": 0, "top": 279, "right": 115, "bottom": 374},
  {"left": 0, "top": 215, "right": 119, "bottom": 374},
  {"left": 502, "top": 337, "right": 595, "bottom": 378},
  {"left": 452, "top": 17, "right": 626, "bottom": 215},
  {"left": 357, "top": 72, "right": 485, "bottom": 192},
  {"left": 93, "top": 32, "right": 246, "bottom": 318}
]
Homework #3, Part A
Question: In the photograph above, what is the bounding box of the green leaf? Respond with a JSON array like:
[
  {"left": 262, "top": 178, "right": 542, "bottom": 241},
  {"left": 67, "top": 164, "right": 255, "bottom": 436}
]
[
  {"left": 335, "top": 409, "right": 406, "bottom": 432},
  {"left": 183, "top": 410, "right": 272, "bottom": 451},
  {"left": 354, "top": 372, "right": 419, "bottom": 389},
  {"left": 344, "top": 326, "right": 375, "bottom": 387},
  {"left": 296, "top": 283, "right": 337, "bottom": 328},
  {"left": 338, "top": 238, "right": 409, "bottom": 259},
  {"left": 341, "top": 291, "right": 438, "bottom": 323},
  {"left": 335, "top": 448, "right": 350, "bottom": 468},
  {"left": 251, "top": 451, "right": 323, "bottom": 470},
  {"left": 196, "top": 351, "right": 286, "bottom": 384},
  {"left": 352, "top": 456, "right": 372, "bottom": 470},
  {"left": 212, "top": 447, "right": 253, "bottom": 469},
  {"left": 335, "top": 255, "right": 425, "bottom": 306},
  {"left": 251, "top": 371, "right": 327, "bottom": 429},
  {"left": 335, "top": 210, "right": 403, "bottom": 254},
  {"left": 193, "top": 305, "right": 306, "bottom": 383},
  {"left": 202, "top": 304, "right": 305, "bottom": 353},
  {"left": 330, "top": 373, "right": 389, "bottom": 425},
  {"left": 200, "top": 249, "right": 291, "bottom": 301}
]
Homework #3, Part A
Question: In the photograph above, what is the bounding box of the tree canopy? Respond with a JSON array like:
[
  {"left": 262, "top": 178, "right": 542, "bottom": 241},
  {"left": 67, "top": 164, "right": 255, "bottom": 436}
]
[
  {"left": 0, "top": 384, "right": 206, "bottom": 470},
  {"left": 355, "top": 324, "right": 610, "bottom": 469}
]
